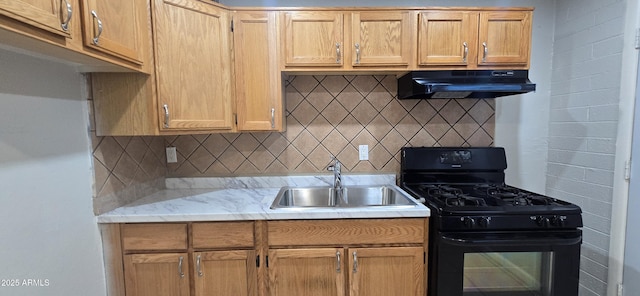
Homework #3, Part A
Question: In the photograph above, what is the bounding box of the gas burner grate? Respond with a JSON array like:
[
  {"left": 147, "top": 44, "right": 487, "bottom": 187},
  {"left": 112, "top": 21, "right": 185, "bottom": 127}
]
[
  {"left": 473, "top": 184, "right": 553, "bottom": 206},
  {"left": 419, "top": 184, "right": 487, "bottom": 206}
]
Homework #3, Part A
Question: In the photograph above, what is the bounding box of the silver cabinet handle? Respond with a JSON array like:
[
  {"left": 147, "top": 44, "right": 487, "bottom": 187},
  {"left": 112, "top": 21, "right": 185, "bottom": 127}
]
[
  {"left": 270, "top": 107, "right": 275, "bottom": 129},
  {"left": 178, "top": 256, "right": 185, "bottom": 278},
  {"left": 355, "top": 43, "right": 361, "bottom": 64},
  {"left": 462, "top": 42, "right": 468, "bottom": 63},
  {"left": 163, "top": 104, "right": 169, "bottom": 128},
  {"left": 90, "top": 10, "right": 103, "bottom": 45},
  {"left": 482, "top": 42, "right": 488, "bottom": 63},
  {"left": 196, "top": 254, "right": 203, "bottom": 277},
  {"left": 336, "top": 43, "right": 341, "bottom": 63},
  {"left": 352, "top": 251, "right": 358, "bottom": 273},
  {"left": 336, "top": 251, "right": 341, "bottom": 273},
  {"left": 60, "top": 0, "right": 72, "bottom": 31}
]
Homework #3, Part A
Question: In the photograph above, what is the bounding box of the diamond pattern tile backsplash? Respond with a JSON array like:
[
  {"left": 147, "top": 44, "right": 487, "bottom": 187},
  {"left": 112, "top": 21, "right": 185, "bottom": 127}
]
[{"left": 167, "top": 75, "right": 495, "bottom": 177}]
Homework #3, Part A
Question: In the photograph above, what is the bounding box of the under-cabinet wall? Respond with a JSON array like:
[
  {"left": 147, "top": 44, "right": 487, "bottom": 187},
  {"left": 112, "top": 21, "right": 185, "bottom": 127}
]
[{"left": 166, "top": 75, "right": 495, "bottom": 177}]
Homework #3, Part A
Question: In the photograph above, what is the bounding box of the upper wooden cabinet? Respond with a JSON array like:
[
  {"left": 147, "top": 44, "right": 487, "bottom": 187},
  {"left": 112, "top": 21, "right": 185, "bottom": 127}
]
[
  {"left": 80, "top": 0, "right": 147, "bottom": 65},
  {"left": 281, "top": 10, "right": 414, "bottom": 71},
  {"left": 418, "top": 9, "right": 532, "bottom": 69},
  {"left": 417, "top": 11, "right": 477, "bottom": 67},
  {"left": 233, "top": 11, "right": 284, "bottom": 132},
  {"left": 153, "top": 0, "right": 233, "bottom": 132},
  {"left": 282, "top": 11, "right": 344, "bottom": 67},
  {"left": 351, "top": 11, "right": 412, "bottom": 67},
  {"left": 0, "top": 0, "right": 72, "bottom": 38},
  {"left": 0, "top": 0, "right": 151, "bottom": 72},
  {"left": 478, "top": 11, "right": 532, "bottom": 66}
]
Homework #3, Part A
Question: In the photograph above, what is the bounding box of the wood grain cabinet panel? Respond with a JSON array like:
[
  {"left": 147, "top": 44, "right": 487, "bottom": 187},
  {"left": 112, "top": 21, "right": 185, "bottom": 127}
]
[
  {"left": 268, "top": 248, "right": 346, "bottom": 296},
  {"left": 349, "top": 247, "right": 424, "bottom": 296},
  {"left": 233, "top": 11, "right": 284, "bottom": 132},
  {"left": 418, "top": 11, "right": 478, "bottom": 66},
  {"left": 0, "top": 0, "right": 71, "bottom": 37},
  {"left": 194, "top": 250, "right": 258, "bottom": 296},
  {"left": 351, "top": 11, "right": 412, "bottom": 67},
  {"left": 154, "top": 0, "right": 233, "bottom": 131},
  {"left": 478, "top": 10, "right": 531, "bottom": 66},
  {"left": 282, "top": 11, "right": 344, "bottom": 67},
  {"left": 81, "top": 0, "right": 147, "bottom": 65},
  {"left": 192, "top": 221, "right": 255, "bottom": 249},
  {"left": 124, "top": 253, "right": 191, "bottom": 296},
  {"left": 418, "top": 8, "right": 532, "bottom": 69},
  {"left": 121, "top": 223, "right": 188, "bottom": 251}
]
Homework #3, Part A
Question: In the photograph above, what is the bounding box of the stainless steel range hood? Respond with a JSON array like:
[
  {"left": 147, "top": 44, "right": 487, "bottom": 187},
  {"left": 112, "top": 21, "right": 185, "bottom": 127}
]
[{"left": 397, "top": 70, "right": 536, "bottom": 99}]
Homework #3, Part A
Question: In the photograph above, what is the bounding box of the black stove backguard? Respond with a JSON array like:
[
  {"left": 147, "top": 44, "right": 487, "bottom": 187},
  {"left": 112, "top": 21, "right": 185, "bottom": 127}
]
[
  {"left": 400, "top": 147, "right": 582, "bottom": 296},
  {"left": 401, "top": 147, "right": 508, "bottom": 185}
]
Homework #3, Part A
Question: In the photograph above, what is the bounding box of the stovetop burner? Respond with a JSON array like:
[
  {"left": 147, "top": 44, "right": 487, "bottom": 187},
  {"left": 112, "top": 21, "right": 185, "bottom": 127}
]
[{"left": 415, "top": 183, "right": 559, "bottom": 209}]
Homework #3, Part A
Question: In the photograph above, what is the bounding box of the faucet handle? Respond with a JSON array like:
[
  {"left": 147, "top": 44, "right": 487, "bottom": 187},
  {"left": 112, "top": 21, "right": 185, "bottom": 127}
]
[{"left": 327, "top": 157, "right": 341, "bottom": 171}]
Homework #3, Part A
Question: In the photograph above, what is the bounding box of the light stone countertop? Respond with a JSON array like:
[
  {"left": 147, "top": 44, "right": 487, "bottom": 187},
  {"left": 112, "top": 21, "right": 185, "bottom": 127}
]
[{"left": 97, "top": 174, "right": 430, "bottom": 223}]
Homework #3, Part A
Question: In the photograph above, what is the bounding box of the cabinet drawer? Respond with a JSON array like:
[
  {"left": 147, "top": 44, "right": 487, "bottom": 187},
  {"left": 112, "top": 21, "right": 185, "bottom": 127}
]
[
  {"left": 121, "top": 223, "right": 188, "bottom": 251},
  {"left": 268, "top": 218, "right": 425, "bottom": 247},
  {"left": 192, "top": 221, "right": 255, "bottom": 249}
]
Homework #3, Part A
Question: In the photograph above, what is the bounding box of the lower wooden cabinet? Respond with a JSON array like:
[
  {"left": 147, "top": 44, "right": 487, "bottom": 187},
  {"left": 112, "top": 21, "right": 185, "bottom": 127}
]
[
  {"left": 119, "top": 222, "right": 258, "bottom": 296},
  {"left": 268, "top": 247, "right": 424, "bottom": 296},
  {"left": 268, "top": 248, "right": 345, "bottom": 296},
  {"left": 108, "top": 219, "right": 428, "bottom": 296},
  {"left": 124, "top": 253, "right": 190, "bottom": 296},
  {"left": 194, "top": 250, "right": 258, "bottom": 296}
]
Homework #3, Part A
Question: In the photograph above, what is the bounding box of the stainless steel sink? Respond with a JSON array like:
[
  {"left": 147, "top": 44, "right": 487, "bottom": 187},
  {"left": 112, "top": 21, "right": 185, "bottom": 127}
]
[{"left": 270, "top": 185, "right": 419, "bottom": 209}]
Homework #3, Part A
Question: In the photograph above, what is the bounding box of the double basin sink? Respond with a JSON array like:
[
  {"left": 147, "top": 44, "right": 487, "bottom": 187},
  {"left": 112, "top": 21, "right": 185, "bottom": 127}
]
[{"left": 270, "top": 185, "right": 419, "bottom": 209}]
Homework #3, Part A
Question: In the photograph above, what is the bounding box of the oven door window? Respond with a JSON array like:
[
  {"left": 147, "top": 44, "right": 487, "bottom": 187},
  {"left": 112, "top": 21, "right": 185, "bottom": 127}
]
[
  {"left": 463, "top": 252, "right": 552, "bottom": 295},
  {"left": 432, "top": 230, "right": 582, "bottom": 296}
]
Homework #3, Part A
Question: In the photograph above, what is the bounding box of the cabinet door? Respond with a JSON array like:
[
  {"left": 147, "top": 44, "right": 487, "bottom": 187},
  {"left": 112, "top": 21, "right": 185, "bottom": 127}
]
[
  {"left": 81, "top": 0, "right": 145, "bottom": 64},
  {"left": 124, "top": 253, "right": 190, "bottom": 296},
  {"left": 349, "top": 247, "right": 424, "bottom": 296},
  {"left": 0, "top": 0, "right": 72, "bottom": 37},
  {"left": 234, "top": 11, "right": 283, "bottom": 131},
  {"left": 269, "top": 248, "right": 346, "bottom": 296},
  {"left": 477, "top": 11, "right": 531, "bottom": 66},
  {"left": 351, "top": 11, "right": 412, "bottom": 67},
  {"left": 194, "top": 250, "right": 257, "bottom": 296},
  {"left": 418, "top": 11, "right": 478, "bottom": 66},
  {"left": 154, "top": 0, "right": 233, "bottom": 131},
  {"left": 282, "top": 11, "right": 344, "bottom": 67}
]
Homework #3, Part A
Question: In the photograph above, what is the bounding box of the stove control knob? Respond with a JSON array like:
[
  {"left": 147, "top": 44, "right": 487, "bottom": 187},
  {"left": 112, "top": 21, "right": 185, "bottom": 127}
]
[
  {"left": 536, "top": 216, "right": 550, "bottom": 228},
  {"left": 478, "top": 217, "right": 491, "bottom": 228},
  {"left": 551, "top": 215, "right": 566, "bottom": 227},
  {"left": 462, "top": 217, "right": 476, "bottom": 229}
]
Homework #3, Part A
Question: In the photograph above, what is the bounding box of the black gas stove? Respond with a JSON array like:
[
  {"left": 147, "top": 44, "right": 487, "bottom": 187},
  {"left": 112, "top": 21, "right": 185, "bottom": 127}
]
[
  {"left": 400, "top": 147, "right": 583, "bottom": 231},
  {"left": 400, "top": 147, "right": 583, "bottom": 296}
]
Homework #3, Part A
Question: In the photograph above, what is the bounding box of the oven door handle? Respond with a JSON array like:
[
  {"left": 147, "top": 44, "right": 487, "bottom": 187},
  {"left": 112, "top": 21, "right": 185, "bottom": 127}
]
[{"left": 440, "top": 232, "right": 582, "bottom": 247}]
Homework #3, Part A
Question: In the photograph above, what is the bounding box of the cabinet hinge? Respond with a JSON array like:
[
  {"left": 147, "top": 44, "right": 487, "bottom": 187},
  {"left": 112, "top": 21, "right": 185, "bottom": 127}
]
[
  {"left": 424, "top": 252, "right": 426, "bottom": 264},
  {"left": 231, "top": 18, "right": 234, "bottom": 32},
  {"left": 256, "top": 255, "right": 260, "bottom": 268}
]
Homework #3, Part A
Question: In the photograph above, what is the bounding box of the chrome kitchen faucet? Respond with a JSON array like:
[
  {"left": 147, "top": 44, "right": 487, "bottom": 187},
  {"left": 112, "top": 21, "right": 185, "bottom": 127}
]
[{"left": 327, "top": 157, "right": 343, "bottom": 197}]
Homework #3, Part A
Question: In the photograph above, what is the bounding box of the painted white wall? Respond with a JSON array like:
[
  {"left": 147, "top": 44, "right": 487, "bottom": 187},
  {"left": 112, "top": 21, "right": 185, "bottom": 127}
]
[{"left": 0, "top": 48, "right": 106, "bottom": 296}]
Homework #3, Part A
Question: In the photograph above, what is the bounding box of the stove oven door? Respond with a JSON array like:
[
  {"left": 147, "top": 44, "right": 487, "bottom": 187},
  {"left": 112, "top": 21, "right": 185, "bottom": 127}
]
[{"left": 430, "top": 229, "right": 582, "bottom": 296}]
